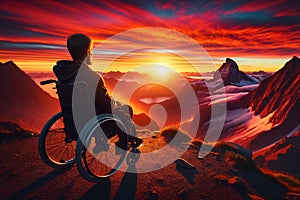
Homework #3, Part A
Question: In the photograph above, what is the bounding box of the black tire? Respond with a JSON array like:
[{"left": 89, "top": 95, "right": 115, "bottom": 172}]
[
  {"left": 76, "top": 114, "right": 127, "bottom": 182},
  {"left": 38, "top": 112, "right": 76, "bottom": 168}
]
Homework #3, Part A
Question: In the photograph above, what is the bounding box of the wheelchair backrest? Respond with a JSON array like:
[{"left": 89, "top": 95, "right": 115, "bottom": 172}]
[{"left": 57, "top": 81, "right": 93, "bottom": 137}]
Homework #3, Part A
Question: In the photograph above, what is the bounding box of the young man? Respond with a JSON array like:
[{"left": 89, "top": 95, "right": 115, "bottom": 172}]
[{"left": 53, "top": 33, "right": 142, "bottom": 152}]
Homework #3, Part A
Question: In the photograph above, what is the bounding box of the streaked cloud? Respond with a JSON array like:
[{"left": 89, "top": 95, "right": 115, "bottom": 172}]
[{"left": 0, "top": 0, "right": 299, "bottom": 71}]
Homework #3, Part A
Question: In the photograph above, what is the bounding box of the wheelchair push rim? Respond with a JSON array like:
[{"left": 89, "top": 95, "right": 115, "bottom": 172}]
[{"left": 76, "top": 114, "right": 128, "bottom": 182}]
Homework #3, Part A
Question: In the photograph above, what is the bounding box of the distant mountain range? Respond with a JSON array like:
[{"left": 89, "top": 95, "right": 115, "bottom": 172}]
[
  {"left": 0, "top": 61, "right": 156, "bottom": 132},
  {"left": 249, "top": 71, "right": 272, "bottom": 81},
  {"left": 219, "top": 56, "right": 299, "bottom": 176},
  {"left": 1, "top": 57, "right": 298, "bottom": 140},
  {"left": 0, "top": 61, "right": 60, "bottom": 131},
  {"left": 0, "top": 57, "right": 300, "bottom": 184},
  {"left": 1, "top": 57, "right": 299, "bottom": 184},
  {"left": 189, "top": 56, "right": 299, "bottom": 159}
]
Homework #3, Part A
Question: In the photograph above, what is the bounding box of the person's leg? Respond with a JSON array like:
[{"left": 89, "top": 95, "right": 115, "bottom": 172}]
[
  {"left": 64, "top": 119, "right": 78, "bottom": 143},
  {"left": 115, "top": 130, "right": 128, "bottom": 150},
  {"left": 112, "top": 105, "right": 142, "bottom": 149}
]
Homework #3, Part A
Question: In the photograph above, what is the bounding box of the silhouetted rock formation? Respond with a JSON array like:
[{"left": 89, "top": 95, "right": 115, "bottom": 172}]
[
  {"left": 0, "top": 122, "right": 33, "bottom": 141},
  {"left": 214, "top": 58, "right": 258, "bottom": 86},
  {"left": 0, "top": 61, "right": 60, "bottom": 131}
]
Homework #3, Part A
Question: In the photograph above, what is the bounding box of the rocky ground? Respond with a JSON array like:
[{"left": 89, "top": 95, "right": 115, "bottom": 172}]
[{"left": 0, "top": 132, "right": 299, "bottom": 200}]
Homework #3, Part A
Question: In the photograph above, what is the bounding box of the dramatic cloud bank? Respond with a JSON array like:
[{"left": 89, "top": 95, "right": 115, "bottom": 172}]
[{"left": 0, "top": 0, "right": 299, "bottom": 71}]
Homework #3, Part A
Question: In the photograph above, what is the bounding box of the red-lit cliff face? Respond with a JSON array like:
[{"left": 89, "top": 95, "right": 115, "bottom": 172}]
[
  {"left": 249, "top": 56, "right": 300, "bottom": 125},
  {"left": 192, "top": 57, "right": 299, "bottom": 151},
  {"left": 255, "top": 130, "right": 300, "bottom": 178},
  {"left": 223, "top": 57, "right": 300, "bottom": 151},
  {"left": 0, "top": 61, "right": 60, "bottom": 131}
]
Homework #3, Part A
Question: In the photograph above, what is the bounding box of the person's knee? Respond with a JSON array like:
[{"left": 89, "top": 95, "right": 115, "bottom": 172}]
[
  {"left": 122, "top": 105, "right": 133, "bottom": 117},
  {"left": 120, "top": 105, "right": 133, "bottom": 118}
]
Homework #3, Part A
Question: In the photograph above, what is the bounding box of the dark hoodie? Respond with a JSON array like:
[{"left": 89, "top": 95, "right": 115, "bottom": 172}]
[{"left": 53, "top": 60, "right": 112, "bottom": 114}]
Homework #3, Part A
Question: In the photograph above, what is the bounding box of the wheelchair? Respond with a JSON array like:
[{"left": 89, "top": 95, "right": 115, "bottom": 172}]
[{"left": 38, "top": 79, "right": 140, "bottom": 182}]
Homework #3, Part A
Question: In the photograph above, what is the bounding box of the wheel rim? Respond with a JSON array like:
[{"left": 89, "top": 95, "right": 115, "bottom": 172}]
[
  {"left": 44, "top": 114, "right": 76, "bottom": 165},
  {"left": 78, "top": 115, "right": 127, "bottom": 179}
]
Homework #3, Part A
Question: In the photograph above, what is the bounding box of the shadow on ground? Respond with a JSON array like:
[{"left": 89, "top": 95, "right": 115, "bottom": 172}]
[
  {"left": 80, "top": 165, "right": 137, "bottom": 200},
  {"left": 7, "top": 167, "right": 71, "bottom": 200},
  {"left": 176, "top": 166, "right": 199, "bottom": 185}
]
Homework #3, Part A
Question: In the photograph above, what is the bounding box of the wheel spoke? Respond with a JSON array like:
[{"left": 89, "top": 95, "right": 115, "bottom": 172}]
[
  {"left": 76, "top": 114, "right": 128, "bottom": 181},
  {"left": 51, "top": 145, "right": 66, "bottom": 160}
]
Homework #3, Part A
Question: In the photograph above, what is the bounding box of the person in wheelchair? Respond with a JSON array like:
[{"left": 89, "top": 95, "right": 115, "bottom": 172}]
[{"left": 53, "top": 33, "right": 142, "bottom": 153}]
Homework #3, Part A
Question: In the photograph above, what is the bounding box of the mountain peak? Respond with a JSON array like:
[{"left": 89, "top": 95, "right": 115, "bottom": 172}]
[
  {"left": 224, "top": 58, "right": 239, "bottom": 71},
  {"left": 249, "top": 57, "right": 300, "bottom": 125},
  {"left": 225, "top": 57, "right": 236, "bottom": 64},
  {"left": 288, "top": 56, "right": 300, "bottom": 65},
  {"left": 1, "top": 60, "right": 16, "bottom": 66},
  {"left": 276, "top": 55, "right": 300, "bottom": 75},
  {"left": 0, "top": 61, "right": 60, "bottom": 131},
  {"left": 0, "top": 60, "right": 21, "bottom": 72},
  {"left": 214, "top": 58, "right": 258, "bottom": 86},
  {"left": 0, "top": 60, "right": 29, "bottom": 80}
]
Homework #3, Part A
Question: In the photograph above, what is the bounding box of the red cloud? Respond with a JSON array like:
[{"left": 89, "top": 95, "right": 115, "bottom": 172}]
[{"left": 0, "top": 0, "right": 299, "bottom": 70}]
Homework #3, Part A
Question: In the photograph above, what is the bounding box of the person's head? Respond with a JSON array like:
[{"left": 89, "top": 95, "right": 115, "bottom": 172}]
[{"left": 67, "top": 33, "right": 93, "bottom": 64}]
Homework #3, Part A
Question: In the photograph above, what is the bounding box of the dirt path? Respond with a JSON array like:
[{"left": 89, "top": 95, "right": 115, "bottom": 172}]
[{"left": 0, "top": 135, "right": 291, "bottom": 200}]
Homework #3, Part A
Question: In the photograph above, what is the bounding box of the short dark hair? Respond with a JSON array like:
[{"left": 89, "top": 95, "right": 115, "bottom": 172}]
[{"left": 67, "top": 34, "right": 92, "bottom": 61}]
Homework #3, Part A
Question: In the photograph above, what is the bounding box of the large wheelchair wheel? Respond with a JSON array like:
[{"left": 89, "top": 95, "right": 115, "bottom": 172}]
[
  {"left": 76, "top": 114, "right": 127, "bottom": 182},
  {"left": 38, "top": 112, "right": 76, "bottom": 168}
]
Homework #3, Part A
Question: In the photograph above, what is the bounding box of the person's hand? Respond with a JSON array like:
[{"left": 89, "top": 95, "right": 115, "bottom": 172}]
[{"left": 116, "top": 101, "right": 122, "bottom": 106}]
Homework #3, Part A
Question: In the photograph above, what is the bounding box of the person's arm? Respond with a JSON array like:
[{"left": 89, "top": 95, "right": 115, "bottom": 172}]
[
  {"left": 81, "top": 65, "right": 114, "bottom": 114},
  {"left": 94, "top": 75, "right": 114, "bottom": 114}
]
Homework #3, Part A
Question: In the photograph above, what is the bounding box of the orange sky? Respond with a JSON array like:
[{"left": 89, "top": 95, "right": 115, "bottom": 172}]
[{"left": 1, "top": 1, "right": 299, "bottom": 72}]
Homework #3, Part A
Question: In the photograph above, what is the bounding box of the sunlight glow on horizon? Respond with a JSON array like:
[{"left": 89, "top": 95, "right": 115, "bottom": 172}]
[
  {"left": 6, "top": 55, "right": 294, "bottom": 73},
  {"left": 135, "top": 64, "right": 175, "bottom": 82}
]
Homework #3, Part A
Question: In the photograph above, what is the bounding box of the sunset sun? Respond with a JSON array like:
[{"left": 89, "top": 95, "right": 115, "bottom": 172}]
[
  {"left": 139, "top": 63, "right": 176, "bottom": 82},
  {"left": 152, "top": 64, "right": 171, "bottom": 81}
]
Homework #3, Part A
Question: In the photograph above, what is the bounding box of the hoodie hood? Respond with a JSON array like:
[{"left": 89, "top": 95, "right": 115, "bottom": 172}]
[{"left": 53, "top": 60, "right": 86, "bottom": 83}]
